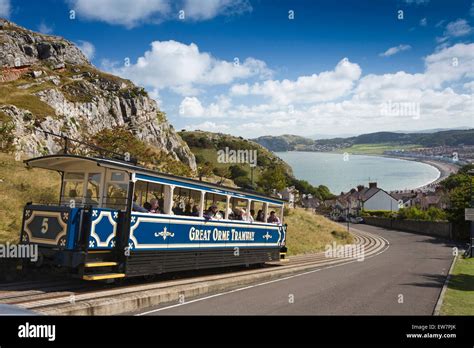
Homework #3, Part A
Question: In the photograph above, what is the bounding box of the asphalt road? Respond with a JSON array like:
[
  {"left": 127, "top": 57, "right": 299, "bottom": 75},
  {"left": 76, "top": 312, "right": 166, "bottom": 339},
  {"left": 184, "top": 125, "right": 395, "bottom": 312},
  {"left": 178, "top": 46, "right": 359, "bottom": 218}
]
[{"left": 134, "top": 224, "right": 456, "bottom": 315}]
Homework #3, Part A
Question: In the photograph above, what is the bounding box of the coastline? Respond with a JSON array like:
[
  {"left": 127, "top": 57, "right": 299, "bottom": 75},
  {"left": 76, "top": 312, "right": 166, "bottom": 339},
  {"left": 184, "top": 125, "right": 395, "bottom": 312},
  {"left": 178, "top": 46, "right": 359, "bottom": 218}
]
[
  {"left": 278, "top": 151, "right": 460, "bottom": 192},
  {"left": 382, "top": 155, "right": 460, "bottom": 189}
]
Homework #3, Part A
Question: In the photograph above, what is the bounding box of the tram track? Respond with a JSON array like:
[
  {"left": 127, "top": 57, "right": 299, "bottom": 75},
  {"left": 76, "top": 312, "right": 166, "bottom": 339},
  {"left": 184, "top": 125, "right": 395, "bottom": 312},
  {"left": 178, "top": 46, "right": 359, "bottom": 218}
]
[{"left": 0, "top": 227, "right": 388, "bottom": 315}]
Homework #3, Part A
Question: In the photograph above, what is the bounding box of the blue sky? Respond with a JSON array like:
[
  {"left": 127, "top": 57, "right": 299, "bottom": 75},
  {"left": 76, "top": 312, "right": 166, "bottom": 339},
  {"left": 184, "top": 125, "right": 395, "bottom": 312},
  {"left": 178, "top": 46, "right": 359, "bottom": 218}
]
[{"left": 2, "top": 0, "right": 473, "bottom": 138}]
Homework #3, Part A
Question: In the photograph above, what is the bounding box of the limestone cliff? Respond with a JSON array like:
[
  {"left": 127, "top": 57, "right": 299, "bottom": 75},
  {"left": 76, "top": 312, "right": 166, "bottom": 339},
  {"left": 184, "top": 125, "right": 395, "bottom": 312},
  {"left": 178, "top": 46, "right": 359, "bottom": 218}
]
[{"left": 0, "top": 19, "right": 196, "bottom": 173}]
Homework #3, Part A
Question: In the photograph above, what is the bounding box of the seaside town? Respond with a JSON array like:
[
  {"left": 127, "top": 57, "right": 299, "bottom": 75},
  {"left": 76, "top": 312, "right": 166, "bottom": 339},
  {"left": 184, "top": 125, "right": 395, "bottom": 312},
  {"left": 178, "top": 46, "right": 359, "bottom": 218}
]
[{"left": 278, "top": 149, "right": 469, "bottom": 223}]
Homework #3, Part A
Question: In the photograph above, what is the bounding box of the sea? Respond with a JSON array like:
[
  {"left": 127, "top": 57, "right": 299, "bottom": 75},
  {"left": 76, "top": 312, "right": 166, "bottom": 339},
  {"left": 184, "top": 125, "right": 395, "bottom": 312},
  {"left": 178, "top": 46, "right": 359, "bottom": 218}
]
[{"left": 275, "top": 152, "right": 440, "bottom": 194}]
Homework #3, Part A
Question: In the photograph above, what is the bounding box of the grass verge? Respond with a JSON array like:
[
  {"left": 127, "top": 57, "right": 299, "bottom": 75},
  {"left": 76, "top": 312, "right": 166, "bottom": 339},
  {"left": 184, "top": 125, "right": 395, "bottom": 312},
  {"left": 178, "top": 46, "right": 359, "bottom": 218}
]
[
  {"left": 440, "top": 256, "right": 474, "bottom": 315},
  {"left": 285, "top": 207, "right": 353, "bottom": 256}
]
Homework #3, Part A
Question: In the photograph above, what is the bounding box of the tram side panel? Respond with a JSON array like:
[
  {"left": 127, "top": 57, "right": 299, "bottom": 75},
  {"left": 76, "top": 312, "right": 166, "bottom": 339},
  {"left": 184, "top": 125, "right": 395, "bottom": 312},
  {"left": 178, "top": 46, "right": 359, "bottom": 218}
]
[{"left": 125, "top": 214, "right": 281, "bottom": 277}]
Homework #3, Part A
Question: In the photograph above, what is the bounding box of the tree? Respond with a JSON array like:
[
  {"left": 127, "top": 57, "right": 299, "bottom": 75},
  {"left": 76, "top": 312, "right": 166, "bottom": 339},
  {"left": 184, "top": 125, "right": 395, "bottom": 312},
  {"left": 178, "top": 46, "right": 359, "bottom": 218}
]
[
  {"left": 229, "top": 165, "right": 247, "bottom": 179},
  {"left": 257, "top": 166, "right": 288, "bottom": 194},
  {"left": 198, "top": 161, "right": 214, "bottom": 181}
]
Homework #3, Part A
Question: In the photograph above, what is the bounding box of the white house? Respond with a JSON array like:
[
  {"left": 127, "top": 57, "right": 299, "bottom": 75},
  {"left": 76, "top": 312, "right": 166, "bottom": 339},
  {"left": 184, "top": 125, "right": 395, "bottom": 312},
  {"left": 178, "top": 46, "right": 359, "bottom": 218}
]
[
  {"left": 332, "top": 182, "right": 400, "bottom": 216},
  {"left": 362, "top": 185, "right": 400, "bottom": 212}
]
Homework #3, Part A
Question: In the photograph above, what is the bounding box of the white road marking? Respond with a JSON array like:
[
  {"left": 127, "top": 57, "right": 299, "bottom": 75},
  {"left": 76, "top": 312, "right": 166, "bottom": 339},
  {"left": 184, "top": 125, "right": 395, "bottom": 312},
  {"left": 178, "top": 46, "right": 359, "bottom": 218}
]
[{"left": 136, "top": 230, "right": 390, "bottom": 316}]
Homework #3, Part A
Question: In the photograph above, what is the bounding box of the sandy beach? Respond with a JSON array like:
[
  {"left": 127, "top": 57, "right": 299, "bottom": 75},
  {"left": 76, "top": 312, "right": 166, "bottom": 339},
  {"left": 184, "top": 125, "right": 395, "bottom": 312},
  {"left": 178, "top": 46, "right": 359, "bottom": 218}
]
[{"left": 384, "top": 156, "right": 460, "bottom": 190}]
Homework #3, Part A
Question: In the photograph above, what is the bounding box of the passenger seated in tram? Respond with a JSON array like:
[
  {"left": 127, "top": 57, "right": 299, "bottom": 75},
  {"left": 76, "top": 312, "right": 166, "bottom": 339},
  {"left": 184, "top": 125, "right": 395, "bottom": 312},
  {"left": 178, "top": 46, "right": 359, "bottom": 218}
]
[
  {"left": 243, "top": 208, "right": 254, "bottom": 222},
  {"left": 191, "top": 205, "right": 199, "bottom": 216},
  {"left": 148, "top": 198, "right": 162, "bottom": 214},
  {"left": 84, "top": 189, "right": 98, "bottom": 205},
  {"left": 227, "top": 207, "right": 235, "bottom": 220},
  {"left": 143, "top": 202, "right": 152, "bottom": 211},
  {"left": 184, "top": 203, "right": 192, "bottom": 216},
  {"left": 204, "top": 205, "right": 222, "bottom": 220},
  {"left": 256, "top": 209, "right": 265, "bottom": 222},
  {"left": 132, "top": 194, "right": 148, "bottom": 213},
  {"left": 173, "top": 201, "right": 185, "bottom": 215},
  {"left": 233, "top": 208, "right": 243, "bottom": 220},
  {"left": 267, "top": 211, "right": 281, "bottom": 224}
]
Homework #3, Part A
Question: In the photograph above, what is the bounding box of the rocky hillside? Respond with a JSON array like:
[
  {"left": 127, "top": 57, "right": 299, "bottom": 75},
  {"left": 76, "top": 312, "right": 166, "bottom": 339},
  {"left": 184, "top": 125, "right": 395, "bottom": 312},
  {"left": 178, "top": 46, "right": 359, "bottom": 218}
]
[
  {"left": 0, "top": 19, "right": 196, "bottom": 173},
  {"left": 252, "top": 134, "right": 315, "bottom": 152}
]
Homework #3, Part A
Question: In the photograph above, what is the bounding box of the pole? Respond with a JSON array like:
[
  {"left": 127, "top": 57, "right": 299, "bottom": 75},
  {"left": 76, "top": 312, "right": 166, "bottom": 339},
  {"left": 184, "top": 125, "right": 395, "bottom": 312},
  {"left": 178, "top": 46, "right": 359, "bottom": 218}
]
[{"left": 468, "top": 169, "right": 474, "bottom": 258}]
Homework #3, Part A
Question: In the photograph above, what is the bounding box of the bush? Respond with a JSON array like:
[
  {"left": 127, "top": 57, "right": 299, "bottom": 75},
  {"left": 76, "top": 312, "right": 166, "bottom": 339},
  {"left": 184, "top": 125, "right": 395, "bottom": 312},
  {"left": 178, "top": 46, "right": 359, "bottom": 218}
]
[
  {"left": 362, "top": 210, "right": 396, "bottom": 218},
  {"left": 233, "top": 175, "right": 253, "bottom": 189}
]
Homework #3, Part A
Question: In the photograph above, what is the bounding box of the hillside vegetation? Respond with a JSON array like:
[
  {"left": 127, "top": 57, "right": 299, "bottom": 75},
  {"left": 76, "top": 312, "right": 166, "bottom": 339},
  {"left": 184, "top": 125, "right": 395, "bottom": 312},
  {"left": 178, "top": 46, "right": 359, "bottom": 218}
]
[
  {"left": 285, "top": 208, "right": 353, "bottom": 255},
  {"left": 0, "top": 152, "right": 60, "bottom": 243}
]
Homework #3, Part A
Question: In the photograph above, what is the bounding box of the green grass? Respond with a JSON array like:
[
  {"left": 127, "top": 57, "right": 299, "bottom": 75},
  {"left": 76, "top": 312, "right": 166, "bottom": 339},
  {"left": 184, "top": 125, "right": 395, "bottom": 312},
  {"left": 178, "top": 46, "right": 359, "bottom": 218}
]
[
  {"left": 0, "top": 152, "right": 60, "bottom": 243},
  {"left": 333, "top": 143, "right": 422, "bottom": 155},
  {"left": 285, "top": 208, "right": 353, "bottom": 256},
  {"left": 0, "top": 80, "right": 57, "bottom": 120},
  {"left": 440, "top": 256, "right": 474, "bottom": 315}
]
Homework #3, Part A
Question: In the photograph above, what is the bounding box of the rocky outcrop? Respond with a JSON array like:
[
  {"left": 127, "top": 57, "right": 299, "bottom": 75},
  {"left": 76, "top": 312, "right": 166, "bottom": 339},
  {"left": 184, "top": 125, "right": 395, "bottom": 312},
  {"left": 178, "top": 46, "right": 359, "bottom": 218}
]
[
  {"left": 0, "top": 18, "right": 196, "bottom": 172},
  {"left": 0, "top": 19, "right": 89, "bottom": 69}
]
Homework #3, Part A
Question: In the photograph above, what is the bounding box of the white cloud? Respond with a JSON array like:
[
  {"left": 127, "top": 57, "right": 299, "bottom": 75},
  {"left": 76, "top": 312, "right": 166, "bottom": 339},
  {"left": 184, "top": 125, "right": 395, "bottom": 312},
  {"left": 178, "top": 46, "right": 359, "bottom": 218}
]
[
  {"left": 187, "top": 43, "right": 473, "bottom": 138},
  {"left": 183, "top": 0, "right": 252, "bottom": 20},
  {"left": 419, "top": 18, "right": 427, "bottom": 26},
  {"left": 76, "top": 40, "right": 95, "bottom": 60},
  {"left": 67, "top": 0, "right": 251, "bottom": 27},
  {"left": 230, "top": 58, "right": 361, "bottom": 105},
  {"left": 111, "top": 40, "right": 271, "bottom": 95},
  {"left": 379, "top": 44, "right": 412, "bottom": 57},
  {"left": 68, "top": 0, "right": 171, "bottom": 28},
  {"left": 0, "top": 0, "right": 10, "bottom": 18},
  {"left": 437, "top": 19, "right": 473, "bottom": 43},
  {"left": 179, "top": 95, "right": 231, "bottom": 118},
  {"left": 38, "top": 21, "right": 53, "bottom": 34},
  {"left": 463, "top": 81, "right": 474, "bottom": 92},
  {"left": 444, "top": 19, "right": 472, "bottom": 37},
  {"left": 185, "top": 121, "right": 229, "bottom": 132}
]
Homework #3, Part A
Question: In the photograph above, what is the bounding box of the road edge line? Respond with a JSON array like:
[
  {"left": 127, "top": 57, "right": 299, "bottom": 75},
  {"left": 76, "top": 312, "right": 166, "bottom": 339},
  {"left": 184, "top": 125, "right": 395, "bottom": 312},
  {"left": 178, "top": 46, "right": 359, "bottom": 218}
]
[{"left": 433, "top": 252, "right": 458, "bottom": 316}]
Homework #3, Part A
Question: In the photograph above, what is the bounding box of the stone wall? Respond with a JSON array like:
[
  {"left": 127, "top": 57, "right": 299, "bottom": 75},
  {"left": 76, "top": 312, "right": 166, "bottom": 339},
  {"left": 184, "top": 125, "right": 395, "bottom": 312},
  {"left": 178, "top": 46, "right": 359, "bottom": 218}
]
[{"left": 364, "top": 216, "right": 454, "bottom": 240}]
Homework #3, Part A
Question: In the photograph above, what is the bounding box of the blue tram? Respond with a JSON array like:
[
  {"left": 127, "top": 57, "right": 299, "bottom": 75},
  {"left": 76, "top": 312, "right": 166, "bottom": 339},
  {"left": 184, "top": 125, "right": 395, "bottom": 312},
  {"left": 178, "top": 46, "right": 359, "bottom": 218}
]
[{"left": 20, "top": 155, "right": 287, "bottom": 280}]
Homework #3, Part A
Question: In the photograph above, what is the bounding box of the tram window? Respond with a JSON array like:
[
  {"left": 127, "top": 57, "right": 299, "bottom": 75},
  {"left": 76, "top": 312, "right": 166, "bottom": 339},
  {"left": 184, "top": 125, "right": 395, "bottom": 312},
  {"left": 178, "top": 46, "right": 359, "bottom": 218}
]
[
  {"left": 229, "top": 197, "right": 248, "bottom": 220},
  {"left": 103, "top": 171, "right": 129, "bottom": 210},
  {"left": 62, "top": 181, "right": 84, "bottom": 204},
  {"left": 134, "top": 181, "right": 165, "bottom": 212},
  {"left": 251, "top": 201, "right": 265, "bottom": 222},
  {"left": 105, "top": 183, "right": 128, "bottom": 209},
  {"left": 85, "top": 173, "right": 101, "bottom": 205},
  {"left": 204, "top": 193, "right": 227, "bottom": 219},
  {"left": 111, "top": 172, "right": 125, "bottom": 181},
  {"left": 61, "top": 172, "right": 85, "bottom": 205},
  {"left": 267, "top": 204, "right": 283, "bottom": 224},
  {"left": 173, "top": 187, "right": 201, "bottom": 216},
  {"left": 64, "top": 172, "right": 85, "bottom": 180}
]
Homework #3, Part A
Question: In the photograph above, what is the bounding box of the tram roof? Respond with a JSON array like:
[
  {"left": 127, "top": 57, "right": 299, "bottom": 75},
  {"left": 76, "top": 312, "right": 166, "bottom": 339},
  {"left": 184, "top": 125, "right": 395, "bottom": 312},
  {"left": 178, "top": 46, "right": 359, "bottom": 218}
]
[{"left": 25, "top": 154, "right": 286, "bottom": 205}]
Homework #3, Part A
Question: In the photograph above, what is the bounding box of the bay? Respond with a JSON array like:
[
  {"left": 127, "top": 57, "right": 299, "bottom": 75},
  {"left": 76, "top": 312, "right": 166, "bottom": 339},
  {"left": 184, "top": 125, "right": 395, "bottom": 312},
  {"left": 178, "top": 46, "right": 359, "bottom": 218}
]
[{"left": 275, "top": 152, "right": 440, "bottom": 194}]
